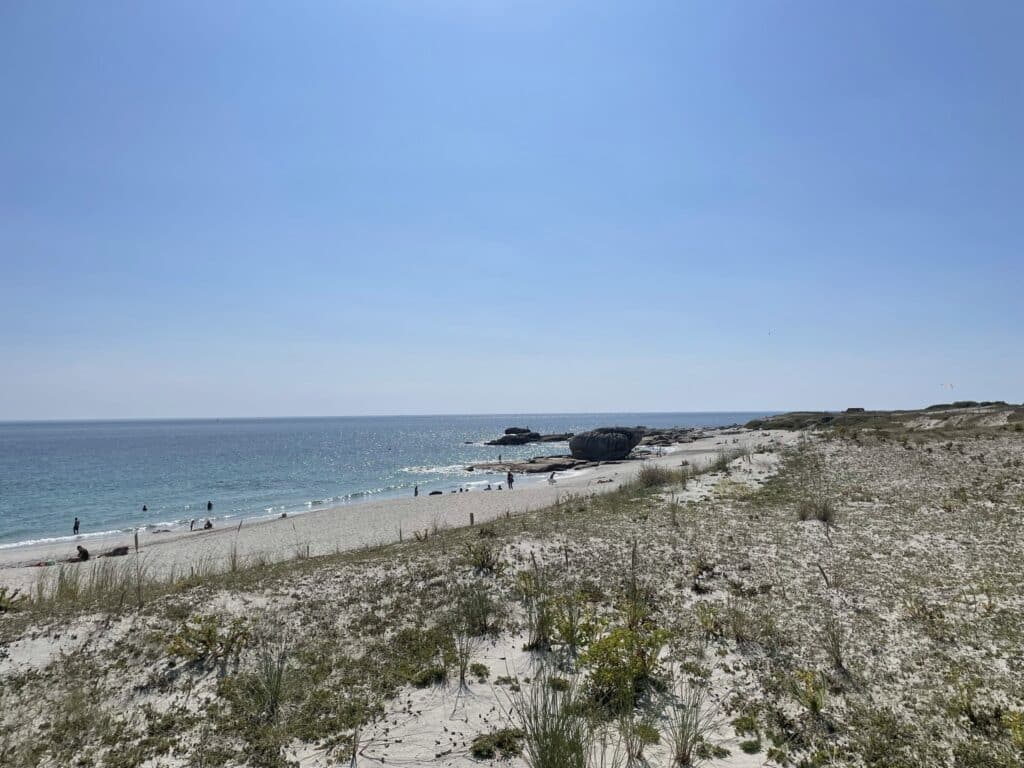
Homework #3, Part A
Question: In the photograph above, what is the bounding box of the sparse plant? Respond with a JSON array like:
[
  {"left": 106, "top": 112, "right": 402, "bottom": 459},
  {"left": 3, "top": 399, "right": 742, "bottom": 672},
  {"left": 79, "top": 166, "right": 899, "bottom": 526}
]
[
  {"left": 790, "top": 669, "right": 827, "bottom": 717},
  {"left": 819, "top": 614, "right": 847, "bottom": 675},
  {"left": 243, "top": 640, "right": 292, "bottom": 725},
  {"left": 553, "top": 591, "right": 595, "bottom": 663},
  {"left": 637, "top": 463, "right": 673, "bottom": 488},
  {"left": 0, "top": 586, "right": 27, "bottom": 613},
  {"left": 694, "top": 603, "right": 723, "bottom": 641},
  {"left": 797, "top": 497, "right": 836, "bottom": 524},
  {"left": 452, "top": 627, "right": 478, "bottom": 691},
  {"left": 518, "top": 556, "right": 555, "bottom": 651},
  {"left": 464, "top": 540, "right": 503, "bottom": 575},
  {"left": 456, "top": 580, "right": 500, "bottom": 636},
  {"left": 663, "top": 678, "right": 719, "bottom": 767},
  {"left": 511, "top": 675, "right": 592, "bottom": 768}
]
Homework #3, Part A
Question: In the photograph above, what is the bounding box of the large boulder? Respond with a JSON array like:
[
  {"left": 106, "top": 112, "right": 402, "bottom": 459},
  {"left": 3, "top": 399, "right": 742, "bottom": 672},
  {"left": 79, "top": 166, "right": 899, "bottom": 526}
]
[
  {"left": 569, "top": 427, "right": 645, "bottom": 461},
  {"left": 504, "top": 427, "right": 532, "bottom": 435}
]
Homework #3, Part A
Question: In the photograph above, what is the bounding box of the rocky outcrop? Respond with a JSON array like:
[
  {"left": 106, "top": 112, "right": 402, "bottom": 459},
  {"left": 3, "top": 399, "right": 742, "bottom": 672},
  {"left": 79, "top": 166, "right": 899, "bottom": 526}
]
[
  {"left": 640, "top": 427, "right": 699, "bottom": 447},
  {"left": 486, "top": 429, "right": 574, "bottom": 446},
  {"left": 538, "top": 433, "right": 573, "bottom": 442},
  {"left": 487, "top": 431, "right": 541, "bottom": 446},
  {"left": 569, "top": 427, "right": 644, "bottom": 461},
  {"left": 510, "top": 456, "right": 597, "bottom": 473}
]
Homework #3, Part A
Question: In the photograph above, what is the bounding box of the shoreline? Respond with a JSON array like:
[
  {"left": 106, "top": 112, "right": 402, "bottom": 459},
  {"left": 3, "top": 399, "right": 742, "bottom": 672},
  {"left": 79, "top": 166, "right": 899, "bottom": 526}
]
[{"left": 0, "top": 429, "right": 794, "bottom": 593}]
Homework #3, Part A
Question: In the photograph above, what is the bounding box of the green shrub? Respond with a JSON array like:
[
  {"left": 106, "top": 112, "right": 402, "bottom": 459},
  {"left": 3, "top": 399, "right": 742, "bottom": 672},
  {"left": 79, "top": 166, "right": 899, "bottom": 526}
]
[
  {"left": 412, "top": 665, "right": 447, "bottom": 688},
  {"left": 580, "top": 624, "right": 668, "bottom": 711},
  {"left": 548, "top": 676, "right": 571, "bottom": 692},
  {"left": 470, "top": 728, "right": 524, "bottom": 759},
  {"left": 167, "top": 615, "right": 250, "bottom": 672},
  {"left": 470, "top": 662, "right": 489, "bottom": 681},
  {"left": 740, "top": 738, "right": 761, "bottom": 753},
  {"left": 464, "top": 541, "right": 504, "bottom": 575}
]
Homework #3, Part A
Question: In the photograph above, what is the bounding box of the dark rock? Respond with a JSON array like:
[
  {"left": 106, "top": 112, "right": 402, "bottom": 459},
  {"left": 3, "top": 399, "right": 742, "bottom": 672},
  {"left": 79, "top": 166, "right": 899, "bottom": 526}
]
[
  {"left": 569, "top": 427, "right": 644, "bottom": 461},
  {"left": 844, "top": 407, "right": 865, "bottom": 413},
  {"left": 486, "top": 431, "right": 542, "bottom": 446},
  {"left": 504, "top": 427, "right": 532, "bottom": 435},
  {"left": 640, "top": 427, "right": 697, "bottom": 447},
  {"left": 538, "top": 433, "right": 573, "bottom": 442}
]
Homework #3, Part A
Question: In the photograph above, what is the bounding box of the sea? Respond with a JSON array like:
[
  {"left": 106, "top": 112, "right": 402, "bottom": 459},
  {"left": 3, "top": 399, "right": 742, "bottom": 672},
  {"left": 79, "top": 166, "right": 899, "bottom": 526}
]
[{"left": 0, "top": 413, "right": 770, "bottom": 549}]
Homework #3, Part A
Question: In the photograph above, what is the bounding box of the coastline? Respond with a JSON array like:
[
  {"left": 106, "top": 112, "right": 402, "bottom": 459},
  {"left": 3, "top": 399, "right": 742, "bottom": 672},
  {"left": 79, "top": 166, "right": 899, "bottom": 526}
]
[{"left": 0, "top": 429, "right": 793, "bottom": 593}]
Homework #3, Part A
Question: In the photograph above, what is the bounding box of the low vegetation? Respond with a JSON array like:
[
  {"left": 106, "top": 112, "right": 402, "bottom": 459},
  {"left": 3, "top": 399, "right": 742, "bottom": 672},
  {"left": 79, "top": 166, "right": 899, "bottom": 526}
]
[{"left": 2, "top": 423, "right": 1023, "bottom": 766}]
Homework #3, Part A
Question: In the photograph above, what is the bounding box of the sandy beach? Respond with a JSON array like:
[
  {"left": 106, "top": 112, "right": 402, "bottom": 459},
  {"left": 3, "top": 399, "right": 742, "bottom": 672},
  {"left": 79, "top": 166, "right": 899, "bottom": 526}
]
[{"left": 0, "top": 429, "right": 790, "bottom": 594}]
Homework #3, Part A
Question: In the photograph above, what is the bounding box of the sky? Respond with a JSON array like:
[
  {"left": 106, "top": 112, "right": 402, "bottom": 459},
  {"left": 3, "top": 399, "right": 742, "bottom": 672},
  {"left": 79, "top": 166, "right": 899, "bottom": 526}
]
[{"left": 1, "top": 1, "right": 1021, "bottom": 420}]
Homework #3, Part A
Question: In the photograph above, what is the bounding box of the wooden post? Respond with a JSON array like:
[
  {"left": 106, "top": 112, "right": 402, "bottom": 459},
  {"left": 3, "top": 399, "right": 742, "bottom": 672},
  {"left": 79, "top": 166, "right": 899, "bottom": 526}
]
[{"left": 470, "top": 512, "right": 475, "bottom": 526}]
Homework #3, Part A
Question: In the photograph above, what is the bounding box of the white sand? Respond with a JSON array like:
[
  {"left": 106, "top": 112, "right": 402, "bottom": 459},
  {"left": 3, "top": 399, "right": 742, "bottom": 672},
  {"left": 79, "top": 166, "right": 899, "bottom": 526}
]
[{"left": 0, "top": 430, "right": 792, "bottom": 594}]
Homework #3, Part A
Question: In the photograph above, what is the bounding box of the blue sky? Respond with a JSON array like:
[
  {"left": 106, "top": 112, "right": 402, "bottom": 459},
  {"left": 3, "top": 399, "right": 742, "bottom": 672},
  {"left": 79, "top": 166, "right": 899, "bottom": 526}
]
[{"left": 2, "top": 1, "right": 1021, "bottom": 419}]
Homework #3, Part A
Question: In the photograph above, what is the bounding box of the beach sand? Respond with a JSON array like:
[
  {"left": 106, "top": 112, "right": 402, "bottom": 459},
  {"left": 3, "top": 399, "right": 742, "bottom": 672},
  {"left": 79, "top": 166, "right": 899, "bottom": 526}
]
[{"left": 0, "top": 429, "right": 790, "bottom": 594}]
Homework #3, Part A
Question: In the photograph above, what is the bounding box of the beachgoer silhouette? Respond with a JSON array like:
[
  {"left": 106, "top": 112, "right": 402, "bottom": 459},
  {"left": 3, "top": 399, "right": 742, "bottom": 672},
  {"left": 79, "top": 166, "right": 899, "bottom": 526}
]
[
  {"left": 190, "top": 519, "right": 196, "bottom": 531},
  {"left": 497, "top": 484, "right": 503, "bottom": 490},
  {"left": 207, "top": 500, "right": 213, "bottom": 512},
  {"left": 414, "top": 485, "right": 419, "bottom": 497},
  {"left": 485, "top": 483, "right": 492, "bottom": 491},
  {"left": 73, "top": 517, "right": 80, "bottom": 535},
  {"left": 142, "top": 504, "right": 147, "bottom": 512},
  {"left": 498, "top": 454, "right": 502, "bottom": 463},
  {"left": 76, "top": 545, "right": 89, "bottom": 561},
  {"left": 548, "top": 472, "right": 556, "bottom": 483},
  {"left": 507, "top": 471, "right": 514, "bottom": 490},
  {"left": 203, "top": 519, "right": 213, "bottom": 530}
]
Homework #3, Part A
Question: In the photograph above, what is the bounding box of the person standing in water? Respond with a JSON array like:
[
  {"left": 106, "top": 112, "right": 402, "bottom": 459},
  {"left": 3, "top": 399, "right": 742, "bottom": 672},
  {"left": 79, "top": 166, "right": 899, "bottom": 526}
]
[
  {"left": 507, "top": 470, "right": 514, "bottom": 490},
  {"left": 73, "top": 517, "right": 80, "bottom": 535},
  {"left": 207, "top": 500, "right": 213, "bottom": 512}
]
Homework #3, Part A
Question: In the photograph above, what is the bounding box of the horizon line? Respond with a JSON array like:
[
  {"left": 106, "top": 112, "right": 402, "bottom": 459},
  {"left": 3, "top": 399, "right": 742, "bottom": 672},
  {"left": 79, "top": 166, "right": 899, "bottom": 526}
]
[{"left": 0, "top": 409, "right": 783, "bottom": 426}]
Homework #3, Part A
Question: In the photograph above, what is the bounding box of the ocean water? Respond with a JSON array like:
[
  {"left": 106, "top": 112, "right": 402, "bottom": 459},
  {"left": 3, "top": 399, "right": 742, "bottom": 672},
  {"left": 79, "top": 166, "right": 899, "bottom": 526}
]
[{"left": 0, "top": 413, "right": 768, "bottom": 548}]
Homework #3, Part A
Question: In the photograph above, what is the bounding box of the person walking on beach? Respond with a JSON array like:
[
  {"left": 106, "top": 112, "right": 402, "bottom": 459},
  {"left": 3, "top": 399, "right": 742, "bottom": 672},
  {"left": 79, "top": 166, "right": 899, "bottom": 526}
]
[
  {"left": 73, "top": 517, "right": 80, "bottom": 535},
  {"left": 507, "top": 471, "right": 514, "bottom": 490},
  {"left": 414, "top": 485, "right": 419, "bottom": 497}
]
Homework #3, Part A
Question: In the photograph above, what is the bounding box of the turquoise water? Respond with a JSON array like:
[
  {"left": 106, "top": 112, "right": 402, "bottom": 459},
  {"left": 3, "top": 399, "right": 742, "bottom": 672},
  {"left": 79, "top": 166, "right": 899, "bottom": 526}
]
[{"left": 0, "top": 413, "right": 767, "bottom": 547}]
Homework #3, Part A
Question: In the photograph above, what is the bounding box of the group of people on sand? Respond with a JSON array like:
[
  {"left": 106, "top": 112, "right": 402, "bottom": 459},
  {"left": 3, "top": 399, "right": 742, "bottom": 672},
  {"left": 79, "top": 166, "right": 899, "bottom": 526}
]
[
  {"left": 71, "top": 500, "right": 216, "bottom": 546},
  {"left": 414, "top": 471, "right": 518, "bottom": 497}
]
